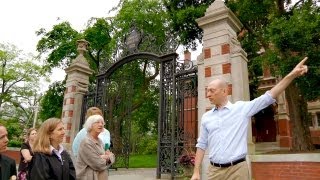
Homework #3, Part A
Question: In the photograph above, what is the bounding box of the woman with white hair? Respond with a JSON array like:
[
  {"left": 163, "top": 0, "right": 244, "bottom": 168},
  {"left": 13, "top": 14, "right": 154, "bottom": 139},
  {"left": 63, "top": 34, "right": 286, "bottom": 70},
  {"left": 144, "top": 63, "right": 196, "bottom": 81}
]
[
  {"left": 72, "top": 107, "right": 111, "bottom": 157},
  {"left": 75, "top": 115, "right": 115, "bottom": 180}
]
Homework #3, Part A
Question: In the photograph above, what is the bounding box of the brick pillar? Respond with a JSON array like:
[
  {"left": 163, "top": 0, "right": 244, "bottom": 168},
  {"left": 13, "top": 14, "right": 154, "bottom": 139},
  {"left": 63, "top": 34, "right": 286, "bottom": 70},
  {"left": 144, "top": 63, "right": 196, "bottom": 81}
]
[
  {"left": 275, "top": 92, "right": 292, "bottom": 148},
  {"left": 196, "top": 0, "right": 250, "bottom": 179},
  {"left": 62, "top": 39, "right": 93, "bottom": 151}
]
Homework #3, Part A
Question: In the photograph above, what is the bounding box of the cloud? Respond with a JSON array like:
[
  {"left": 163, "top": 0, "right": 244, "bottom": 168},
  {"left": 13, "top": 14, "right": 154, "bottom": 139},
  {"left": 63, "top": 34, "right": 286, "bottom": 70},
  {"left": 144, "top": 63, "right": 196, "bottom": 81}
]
[
  {"left": 0, "top": 0, "right": 119, "bottom": 53},
  {"left": 0, "top": 0, "right": 119, "bottom": 89}
]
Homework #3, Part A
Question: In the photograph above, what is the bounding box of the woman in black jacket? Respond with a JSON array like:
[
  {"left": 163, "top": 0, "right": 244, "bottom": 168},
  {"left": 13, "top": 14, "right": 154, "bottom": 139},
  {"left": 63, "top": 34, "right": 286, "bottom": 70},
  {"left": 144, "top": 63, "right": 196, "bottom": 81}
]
[{"left": 29, "top": 118, "right": 76, "bottom": 180}]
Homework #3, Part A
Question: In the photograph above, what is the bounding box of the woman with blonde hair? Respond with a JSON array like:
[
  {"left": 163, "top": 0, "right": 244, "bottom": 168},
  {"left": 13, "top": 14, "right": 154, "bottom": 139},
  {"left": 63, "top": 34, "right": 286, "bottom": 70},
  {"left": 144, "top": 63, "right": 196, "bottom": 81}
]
[
  {"left": 18, "top": 128, "right": 37, "bottom": 180},
  {"left": 29, "top": 118, "right": 75, "bottom": 180},
  {"left": 76, "top": 115, "right": 114, "bottom": 180}
]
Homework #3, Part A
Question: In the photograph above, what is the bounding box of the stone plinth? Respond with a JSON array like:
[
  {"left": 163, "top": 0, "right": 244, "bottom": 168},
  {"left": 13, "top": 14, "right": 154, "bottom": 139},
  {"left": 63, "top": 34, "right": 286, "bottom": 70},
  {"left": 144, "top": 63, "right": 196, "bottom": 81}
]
[
  {"left": 62, "top": 39, "right": 93, "bottom": 151},
  {"left": 251, "top": 153, "right": 320, "bottom": 179}
]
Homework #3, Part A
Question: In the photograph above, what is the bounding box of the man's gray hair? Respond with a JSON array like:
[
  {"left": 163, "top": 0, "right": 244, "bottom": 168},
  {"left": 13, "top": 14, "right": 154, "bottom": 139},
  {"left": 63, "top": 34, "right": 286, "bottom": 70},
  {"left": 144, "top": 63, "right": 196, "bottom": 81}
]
[{"left": 83, "top": 114, "right": 105, "bottom": 132}]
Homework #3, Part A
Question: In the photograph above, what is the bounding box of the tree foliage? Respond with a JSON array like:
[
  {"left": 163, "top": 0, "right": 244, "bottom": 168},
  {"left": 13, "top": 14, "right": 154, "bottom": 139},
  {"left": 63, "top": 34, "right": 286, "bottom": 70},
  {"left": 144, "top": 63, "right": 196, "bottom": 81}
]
[
  {"left": 266, "top": 3, "right": 320, "bottom": 100},
  {"left": 164, "top": 0, "right": 320, "bottom": 150},
  {"left": 0, "top": 43, "right": 44, "bottom": 147},
  {"left": 84, "top": 18, "right": 112, "bottom": 70},
  {"left": 36, "top": 18, "right": 112, "bottom": 72},
  {"left": 36, "top": 18, "right": 113, "bottom": 122},
  {"left": 37, "top": 0, "right": 169, "bottom": 149},
  {"left": 229, "top": 0, "right": 320, "bottom": 150},
  {"left": 110, "top": 0, "right": 170, "bottom": 57},
  {"left": 163, "top": 0, "right": 214, "bottom": 49},
  {"left": 104, "top": 0, "right": 171, "bottom": 155},
  {"left": 0, "top": 43, "right": 43, "bottom": 123},
  {"left": 264, "top": 2, "right": 320, "bottom": 150},
  {"left": 34, "top": 0, "right": 320, "bottom": 152},
  {"left": 38, "top": 81, "right": 65, "bottom": 121},
  {"left": 36, "top": 22, "right": 80, "bottom": 70}
]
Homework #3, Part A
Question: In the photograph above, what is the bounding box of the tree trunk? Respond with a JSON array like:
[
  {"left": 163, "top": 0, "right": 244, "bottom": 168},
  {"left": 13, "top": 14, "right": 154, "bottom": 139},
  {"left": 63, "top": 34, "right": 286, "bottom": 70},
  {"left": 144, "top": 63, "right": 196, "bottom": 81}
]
[{"left": 285, "top": 83, "right": 315, "bottom": 151}]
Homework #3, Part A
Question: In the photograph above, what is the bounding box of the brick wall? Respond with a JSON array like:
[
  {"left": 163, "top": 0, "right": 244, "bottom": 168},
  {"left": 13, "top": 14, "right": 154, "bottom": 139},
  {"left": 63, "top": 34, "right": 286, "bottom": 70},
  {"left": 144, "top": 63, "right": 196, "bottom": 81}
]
[
  {"left": 2, "top": 149, "right": 20, "bottom": 164},
  {"left": 252, "top": 162, "right": 320, "bottom": 180},
  {"left": 310, "top": 129, "right": 320, "bottom": 145}
]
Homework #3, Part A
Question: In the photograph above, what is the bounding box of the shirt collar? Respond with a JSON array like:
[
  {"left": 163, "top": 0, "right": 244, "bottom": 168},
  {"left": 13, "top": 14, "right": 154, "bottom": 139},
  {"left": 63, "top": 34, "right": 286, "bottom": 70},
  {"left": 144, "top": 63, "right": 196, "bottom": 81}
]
[
  {"left": 213, "top": 101, "right": 232, "bottom": 111},
  {"left": 50, "top": 144, "right": 64, "bottom": 155}
]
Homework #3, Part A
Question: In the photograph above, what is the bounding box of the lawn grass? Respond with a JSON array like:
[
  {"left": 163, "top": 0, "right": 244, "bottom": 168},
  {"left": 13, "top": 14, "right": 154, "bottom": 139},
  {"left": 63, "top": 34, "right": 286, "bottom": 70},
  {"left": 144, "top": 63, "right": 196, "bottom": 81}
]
[{"left": 129, "top": 154, "right": 157, "bottom": 168}]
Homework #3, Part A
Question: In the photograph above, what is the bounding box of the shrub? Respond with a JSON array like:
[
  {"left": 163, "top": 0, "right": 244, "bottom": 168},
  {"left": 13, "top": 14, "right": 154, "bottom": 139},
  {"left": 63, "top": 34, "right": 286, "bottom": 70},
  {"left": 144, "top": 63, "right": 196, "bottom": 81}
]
[
  {"left": 135, "top": 134, "right": 157, "bottom": 155},
  {"left": 8, "top": 140, "right": 22, "bottom": 148}
]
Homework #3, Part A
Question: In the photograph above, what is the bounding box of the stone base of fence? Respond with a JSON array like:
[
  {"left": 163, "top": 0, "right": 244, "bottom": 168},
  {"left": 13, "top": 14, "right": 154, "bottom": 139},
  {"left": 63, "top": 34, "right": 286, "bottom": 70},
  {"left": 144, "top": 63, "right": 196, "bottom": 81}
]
[{"left": 250, "top": 153, "right": 320, "bottom": 180}]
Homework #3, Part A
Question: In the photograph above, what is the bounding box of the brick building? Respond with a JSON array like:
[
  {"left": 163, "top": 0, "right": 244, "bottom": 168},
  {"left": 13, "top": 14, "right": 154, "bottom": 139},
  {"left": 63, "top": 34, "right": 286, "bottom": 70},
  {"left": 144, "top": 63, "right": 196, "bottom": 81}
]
[{"left": 253, "top": 66, "right": 320, "bottom": 148}]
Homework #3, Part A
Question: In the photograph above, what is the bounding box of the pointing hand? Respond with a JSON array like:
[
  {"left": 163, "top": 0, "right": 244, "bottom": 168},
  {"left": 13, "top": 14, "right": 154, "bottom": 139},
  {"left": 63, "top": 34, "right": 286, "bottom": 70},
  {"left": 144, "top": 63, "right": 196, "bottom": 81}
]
[{"left": 290, "top": 57, "right": 308, "bottom": 77}]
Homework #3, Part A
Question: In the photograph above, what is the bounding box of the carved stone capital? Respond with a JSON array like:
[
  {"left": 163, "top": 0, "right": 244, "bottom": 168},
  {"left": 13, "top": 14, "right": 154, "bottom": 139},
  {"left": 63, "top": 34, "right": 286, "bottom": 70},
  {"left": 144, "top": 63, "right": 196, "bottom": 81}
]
[
  {"left": 230, "top": 36, "right": 242, "bottom": 54},
  {"left": 76, "top": 80, "right": 89, "bottom": 94}
]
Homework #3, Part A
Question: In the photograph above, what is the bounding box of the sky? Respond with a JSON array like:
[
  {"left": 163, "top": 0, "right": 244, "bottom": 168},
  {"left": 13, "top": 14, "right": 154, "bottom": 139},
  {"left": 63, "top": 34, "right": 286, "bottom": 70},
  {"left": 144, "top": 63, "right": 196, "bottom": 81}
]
[
  {"left": 0, "top": 0, "right": 201, "bottom": 91},
  {"left": 0, "top": 0, "right": 120, "bottom": 90},
  {"left": 0, "top": 0, "right": 120, "bottom": 53}
]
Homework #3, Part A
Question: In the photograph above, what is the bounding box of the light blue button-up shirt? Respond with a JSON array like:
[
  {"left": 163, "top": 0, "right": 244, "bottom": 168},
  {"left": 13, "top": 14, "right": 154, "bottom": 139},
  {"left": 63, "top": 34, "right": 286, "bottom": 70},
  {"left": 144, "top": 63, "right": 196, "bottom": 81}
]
[{"left": 196, "top": 91, "right": 276, "bottom": 164}]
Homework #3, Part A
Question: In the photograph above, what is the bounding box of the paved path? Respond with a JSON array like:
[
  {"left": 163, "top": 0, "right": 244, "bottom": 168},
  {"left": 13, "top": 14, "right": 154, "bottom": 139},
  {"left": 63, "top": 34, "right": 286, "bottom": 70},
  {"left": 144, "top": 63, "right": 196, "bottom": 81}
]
[{"left": 109, "top": 168, "right": 172, "bottom": 180}]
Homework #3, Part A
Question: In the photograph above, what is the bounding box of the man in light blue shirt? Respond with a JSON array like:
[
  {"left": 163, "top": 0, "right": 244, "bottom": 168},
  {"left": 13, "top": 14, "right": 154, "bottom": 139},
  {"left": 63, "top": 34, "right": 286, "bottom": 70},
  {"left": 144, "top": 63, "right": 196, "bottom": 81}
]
[{"left": 191, "top": 57, "right": 308, "bottom": 180}]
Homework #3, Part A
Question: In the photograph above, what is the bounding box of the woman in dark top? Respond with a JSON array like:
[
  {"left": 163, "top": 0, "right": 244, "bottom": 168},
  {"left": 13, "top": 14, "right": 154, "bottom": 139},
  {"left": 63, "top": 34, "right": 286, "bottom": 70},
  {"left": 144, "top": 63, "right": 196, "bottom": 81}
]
[
  {"left": 18, "top": 128, "right": 37, "bottom": 180},
  {"left": 29, "top": 118, "right": 76, "bottom": 180}
]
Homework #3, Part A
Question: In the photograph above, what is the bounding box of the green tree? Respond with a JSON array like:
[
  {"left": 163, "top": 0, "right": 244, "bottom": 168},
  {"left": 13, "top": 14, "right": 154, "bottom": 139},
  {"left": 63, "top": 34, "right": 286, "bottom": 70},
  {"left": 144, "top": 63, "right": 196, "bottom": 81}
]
[
  {"left": 105, "top": 0, "right": 173, "bottom": 156},
  {"left": 0, "top": 43, "right": 43, "bottom": 124},
  {"left": 36, "top": 18, "right": 113, "bottom": 120},
  {"left": 110, "top": 0, "right": 169, "bottom": 53},
  {"left": 36, "top": 18, "right": 112, "bottom": 72},
  {"left": 36, "top": 0, "right": 170, "bottom": 135},
  {"left": 165, "top": 0, "right": 319, "bottom": 150},
  {"left": 265, "top": 3, "right": 320, "bottom": 150},
  {"left": 228, "top": 0, "right": 319, "bottom": 150},
  {"left": 0, "top": 43, "right": 44, "bottom": 146},
  {"left": 38, "top": 81, "right": 65, "bottom": 121},
  {"left": 36, "top": 22, "right": 80, "bottom": 70},
  {"left": 163, "top": 0, "right": 214, "bottom": 49}
]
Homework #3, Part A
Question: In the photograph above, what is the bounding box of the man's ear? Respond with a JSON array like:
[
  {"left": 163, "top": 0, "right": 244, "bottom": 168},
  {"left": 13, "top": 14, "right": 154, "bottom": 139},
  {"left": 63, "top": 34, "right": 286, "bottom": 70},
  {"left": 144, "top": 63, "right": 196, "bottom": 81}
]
[{"left": 223, "top": 87, "right": 228, "bottom": 95}]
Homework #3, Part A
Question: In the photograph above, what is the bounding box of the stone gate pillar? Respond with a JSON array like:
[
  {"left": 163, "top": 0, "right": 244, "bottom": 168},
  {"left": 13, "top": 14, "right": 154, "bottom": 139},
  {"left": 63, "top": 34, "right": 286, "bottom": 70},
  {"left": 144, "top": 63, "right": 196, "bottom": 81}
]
[
  {"left": 276, "top": 92, "right": 292, "bottom": 148},
  {"left": 62, "top": 39, "right": 93, "bottom": 151},
  {"left": 196, "top": 0, "right": 252, "bottom": 178}
]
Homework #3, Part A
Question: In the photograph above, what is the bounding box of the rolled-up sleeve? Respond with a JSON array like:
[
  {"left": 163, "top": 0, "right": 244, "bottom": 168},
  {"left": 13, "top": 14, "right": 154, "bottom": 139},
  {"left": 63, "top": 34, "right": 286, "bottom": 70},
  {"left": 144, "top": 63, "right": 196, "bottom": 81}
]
[{"left": 243, "top": 91, "right": 276, "bottom": 117}]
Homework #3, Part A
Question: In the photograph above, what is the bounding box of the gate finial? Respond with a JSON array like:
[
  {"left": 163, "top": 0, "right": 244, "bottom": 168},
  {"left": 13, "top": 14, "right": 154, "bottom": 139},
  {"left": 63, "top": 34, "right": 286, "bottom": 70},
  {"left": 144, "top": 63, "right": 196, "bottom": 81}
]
[{"left": 77, "top": 39, "right": 89, "bottom": 55}]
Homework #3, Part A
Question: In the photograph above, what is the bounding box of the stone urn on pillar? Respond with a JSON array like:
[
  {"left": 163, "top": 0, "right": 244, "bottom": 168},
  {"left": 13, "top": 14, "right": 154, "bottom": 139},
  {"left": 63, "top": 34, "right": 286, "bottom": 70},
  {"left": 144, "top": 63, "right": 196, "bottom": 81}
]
[{"left": 62, "top": 39, "right": 93, "bottom": 152}]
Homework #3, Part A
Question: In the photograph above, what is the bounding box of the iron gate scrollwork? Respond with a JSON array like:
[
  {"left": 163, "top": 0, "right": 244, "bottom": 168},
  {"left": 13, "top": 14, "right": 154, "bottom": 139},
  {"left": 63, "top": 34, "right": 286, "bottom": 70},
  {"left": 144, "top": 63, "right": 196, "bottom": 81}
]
[
  {"left": 158, "top": 58, "right": 198, "bottom": 178},
  {"left": 80, "top": 27, "right": 197, "bottom": 179},
  {"left": 81, "top": 53, "right": 197, "bottom": 178}
]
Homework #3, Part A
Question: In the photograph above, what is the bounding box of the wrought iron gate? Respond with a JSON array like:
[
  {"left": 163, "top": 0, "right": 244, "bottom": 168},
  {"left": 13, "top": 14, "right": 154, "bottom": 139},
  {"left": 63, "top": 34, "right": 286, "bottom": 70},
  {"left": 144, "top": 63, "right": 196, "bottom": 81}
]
[
  {"left": 80, "top": 28, "right": 198, "bottom": 178},
  {"left": 157, "top": 58, "right": 198, "bottom": 178}
]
